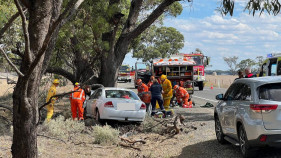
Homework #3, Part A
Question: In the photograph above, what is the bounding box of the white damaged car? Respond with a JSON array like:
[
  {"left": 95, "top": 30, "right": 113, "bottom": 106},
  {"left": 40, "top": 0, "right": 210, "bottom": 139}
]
[{"left": 84, "top": 87, "right": 146, "bottom": 123}]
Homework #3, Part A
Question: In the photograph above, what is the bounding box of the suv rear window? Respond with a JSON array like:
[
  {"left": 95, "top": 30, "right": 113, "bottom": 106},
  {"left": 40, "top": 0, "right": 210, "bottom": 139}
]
[
  {"left": 105, "top": 90, "right": 139, "bottom": 100},
  {"left": 259, "top": 83, "right": 281, "bottom": 101}
]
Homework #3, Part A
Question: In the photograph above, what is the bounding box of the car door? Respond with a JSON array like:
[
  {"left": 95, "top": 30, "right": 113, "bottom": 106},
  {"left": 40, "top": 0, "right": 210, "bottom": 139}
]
[
  {"left": 220, "top": 83, "right": 242, "bottom": 135},
  {"left": 277, "top": 59, "right": 281, "bottom": 76},
  {"left": 86, "top": 89, "right": 102, "bottom": 117},
  {"left": 229, "top": 83, "right": 252, "bottom": 137}
]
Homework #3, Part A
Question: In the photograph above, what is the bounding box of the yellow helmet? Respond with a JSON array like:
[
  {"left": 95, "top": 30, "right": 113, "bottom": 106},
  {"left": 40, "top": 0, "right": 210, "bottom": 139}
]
[
  {"left": 53, "top": 79, "right": 59, "bottom": 84},
  {"left": 160, "top": 74, "right": 167, "bottom": 81},
  {"left": 75, "top": 82, "right": 80, "bottom": 86}
]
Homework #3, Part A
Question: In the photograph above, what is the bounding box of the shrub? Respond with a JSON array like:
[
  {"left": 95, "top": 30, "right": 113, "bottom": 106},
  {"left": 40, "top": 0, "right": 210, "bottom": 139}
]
[
  {"left": 40, "top": 116, "right": 85, "bottom": 140},
  {"left": 92, "top": 124, "right": 119, "bottom": 145}
]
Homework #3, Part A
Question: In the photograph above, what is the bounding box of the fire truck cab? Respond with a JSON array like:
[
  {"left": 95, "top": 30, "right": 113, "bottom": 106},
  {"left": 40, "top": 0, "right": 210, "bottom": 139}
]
[
  {"left": 183, "top": 53, "right": 209, "bottom": 91},
  {"left": 259, "top": 53, "right": 281, "bottom": 77}
]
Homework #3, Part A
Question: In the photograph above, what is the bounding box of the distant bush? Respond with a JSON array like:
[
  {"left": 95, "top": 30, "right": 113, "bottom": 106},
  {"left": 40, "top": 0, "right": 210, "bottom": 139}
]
[{"left": 92, "top": 125, "right": 119, "bottom": 145}]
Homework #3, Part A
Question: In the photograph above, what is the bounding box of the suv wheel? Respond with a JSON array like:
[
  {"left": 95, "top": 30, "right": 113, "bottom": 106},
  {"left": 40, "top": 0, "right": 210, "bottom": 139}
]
[
  {"left": 238, "top": 125, "right": 254, "bottom": 158},
  {"left": 215, "top": 116, "right": 227, "bottom": 144}
]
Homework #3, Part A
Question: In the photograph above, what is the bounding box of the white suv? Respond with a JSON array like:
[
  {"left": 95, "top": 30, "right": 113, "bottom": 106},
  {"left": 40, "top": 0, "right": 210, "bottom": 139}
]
[{"left": 214, "top": 76, "right": 281, "bottom": 158}]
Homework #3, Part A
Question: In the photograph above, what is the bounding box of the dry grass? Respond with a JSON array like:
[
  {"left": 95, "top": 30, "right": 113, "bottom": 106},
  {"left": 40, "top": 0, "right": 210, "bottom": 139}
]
[{"left": 205, "top": 75, "right": 237, "bottom": 89}]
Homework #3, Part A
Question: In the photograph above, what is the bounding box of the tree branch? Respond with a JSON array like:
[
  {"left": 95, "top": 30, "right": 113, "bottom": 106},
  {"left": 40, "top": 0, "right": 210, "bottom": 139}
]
[
  {"left": 37, "top": 90, "right": 79, "bottom": 125},
  {"left": 128, "top": 0, "right": 177, "bottom": 39},
  {"left": 0, "top": 10, "right": 25, "bottom": 40},
  {"left": 46, "top": 67, "right": 75, "bottom": 83},
  {"left": 57, "top": 51, "right": 75, "bottom": 71},
  {"left": 11, "top": 49, "right": 23, "bottom": 58},
  {"left": 0, "top": 47, "right": 24, "bottom": 77},
  {"left": 122, "top": 0, "right": 143, "bottom": 34},
  {"left": 26, "top": 0, "right": 84, "bottom": 78},
  {"left": 14, "top": 0, "right": 31, "bottom": 63}
]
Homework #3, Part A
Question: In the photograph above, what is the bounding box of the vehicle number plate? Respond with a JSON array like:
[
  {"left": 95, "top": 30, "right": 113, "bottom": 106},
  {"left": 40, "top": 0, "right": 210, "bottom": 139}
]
[{"left": 117, "top": 103, "right": 135, "bottom": 111}]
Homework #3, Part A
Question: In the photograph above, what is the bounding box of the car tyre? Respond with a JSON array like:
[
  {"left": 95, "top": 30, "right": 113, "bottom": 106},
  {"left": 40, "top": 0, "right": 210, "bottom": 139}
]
[
  {"left": 238, "top": 125, "right": 254, "bottom": 158},
  {"left": 198, "top": 81, "right": 204, "bottom": 91},
  {"left": 215, "top": 116, "right": 227, "bottom": 144},
  {"left": 95, "top": 109, "right": 104, "bottom": 125}
]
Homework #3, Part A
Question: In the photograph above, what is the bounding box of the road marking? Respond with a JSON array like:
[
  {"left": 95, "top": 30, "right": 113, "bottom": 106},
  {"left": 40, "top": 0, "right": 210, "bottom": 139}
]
[{"left": 192, "top": 95, "right": 218, "bottom": 103}]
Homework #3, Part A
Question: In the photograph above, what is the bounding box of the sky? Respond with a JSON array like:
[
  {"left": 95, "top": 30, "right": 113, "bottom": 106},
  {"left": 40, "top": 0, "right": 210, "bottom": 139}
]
[{"left": 123, "top": 0, "right": 281, "bottom": 70}]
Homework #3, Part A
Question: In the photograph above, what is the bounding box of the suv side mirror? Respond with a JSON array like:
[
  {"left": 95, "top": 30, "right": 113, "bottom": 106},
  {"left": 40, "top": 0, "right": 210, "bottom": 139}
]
[{"left": 216, "top": 94, "right": 224, "bottom": 100}]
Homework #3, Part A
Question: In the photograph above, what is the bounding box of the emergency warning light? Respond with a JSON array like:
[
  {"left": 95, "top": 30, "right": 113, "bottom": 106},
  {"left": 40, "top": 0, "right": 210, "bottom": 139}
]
[{"left": 267, "top": 53, "right": 273, "bottom": 58}]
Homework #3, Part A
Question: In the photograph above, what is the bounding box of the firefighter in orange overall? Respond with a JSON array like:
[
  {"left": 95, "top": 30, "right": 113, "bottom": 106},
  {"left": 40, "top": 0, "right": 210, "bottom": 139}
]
[
  {"left": 137, "top": 79, "right": 148, "bottom": 94},
  {"left": 137, "top": 79, "right": 150, "bottom": 111},
  {"left": 70, "top": 82, "right": 86, "bottom": 120},
  {"left": 173, "top": 85, "right": 192, "bottom": 108},
  {"left": 147, "top": 76, "right": 155, "bottom": 89}
]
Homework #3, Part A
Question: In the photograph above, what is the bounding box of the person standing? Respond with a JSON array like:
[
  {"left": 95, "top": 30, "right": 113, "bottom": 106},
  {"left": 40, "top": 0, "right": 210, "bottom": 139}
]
[
  {"left": 147, "top": 76, "right": 155, "bottom": 89},
  {"left": 245, "top": 67, "right": 255, "bottom": 78},
  {"left": 70, "top": 82, "right": 86, "bottom": 121},
  {"left": 160, "top": 74, "right": 173, "bottom": 110},
  {"left": 235, "top": 70, "right": 244, "bottom": 81},
  {"left": 150, "top": 79, "right": 166, "bottom": 116},
  {"left": 174, "top": 85, "right": 192, "bottom": 108},
  {"left": 46, "top": 79, "right": 59, "bottom": 122}
]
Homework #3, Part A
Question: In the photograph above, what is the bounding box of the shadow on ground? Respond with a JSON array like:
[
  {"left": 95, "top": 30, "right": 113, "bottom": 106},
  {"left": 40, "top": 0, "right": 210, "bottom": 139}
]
[
  {"left": 177, "top": 111, "right": 214, "bottom": 122},
  {"left": 174, "top": 139, "right": 281, "bottom": 158}
]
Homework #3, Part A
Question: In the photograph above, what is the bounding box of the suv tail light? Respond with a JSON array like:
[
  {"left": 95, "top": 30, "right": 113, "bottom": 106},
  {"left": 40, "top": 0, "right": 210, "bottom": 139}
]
[
  {"left": 250, "top": 104, "right": 278, "bottom": 113},
  {"left": 140, "top": 103, "right": 146, "bottom": 110},
  {"left": 104, "top": 101, "right": 114, "bottom": 108}
]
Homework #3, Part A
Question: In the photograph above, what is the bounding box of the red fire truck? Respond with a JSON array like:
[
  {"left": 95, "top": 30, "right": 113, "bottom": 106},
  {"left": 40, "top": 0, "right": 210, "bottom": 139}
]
[
  {"left": 183, "top": 53, "right": 209, "bottom": 91},
  {"left": 152, "top": 54, "right": 196, "bottom": 94},
  {"left": 117, "top": 65, "right": 132, "bottom": 83}
]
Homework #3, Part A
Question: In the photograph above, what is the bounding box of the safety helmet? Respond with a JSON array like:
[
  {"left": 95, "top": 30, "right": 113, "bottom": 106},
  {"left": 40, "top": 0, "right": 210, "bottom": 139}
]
[
  {"left": 136, "top": 79, "right": 142, "bottom": 85},
  {"left": 53, "top": 79, "right": 59, "bottom": 84},
  {"left": 150, "top": 76, "right": 155, "bottom": 80},
  {"left": 160, "top": 74, "right": 167, "bottom": 81},
  {"left": 173, "top": 85, "right": 179, "bottom": 90},
  {"left": 75, "top": 82, "right": 80, "bottom": 86}
]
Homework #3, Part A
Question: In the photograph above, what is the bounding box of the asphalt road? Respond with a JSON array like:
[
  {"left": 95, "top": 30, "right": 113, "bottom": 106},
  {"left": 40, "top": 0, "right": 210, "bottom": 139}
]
[{"left": 117, "top": 81, "right": 226, "bottom": 106}]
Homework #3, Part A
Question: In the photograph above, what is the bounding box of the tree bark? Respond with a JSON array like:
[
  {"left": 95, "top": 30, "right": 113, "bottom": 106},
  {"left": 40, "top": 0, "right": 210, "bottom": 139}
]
[
  {"left": 99, "top": 0, "right": 178, "bottom": 87},
  {"left": 11, "top": 0, "right": 83, "bottom": 157},
  {"left": 11, "top": 0, "right": 53, "bottom": 157}
]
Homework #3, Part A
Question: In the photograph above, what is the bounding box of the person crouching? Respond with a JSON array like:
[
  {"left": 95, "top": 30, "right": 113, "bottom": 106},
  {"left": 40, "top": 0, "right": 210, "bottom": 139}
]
[
  {"left": 149, "top": 79, "right": 166, "bottom": 116},
  {"left": 174, "top": 85, "right": 192, "bottom": 108}
]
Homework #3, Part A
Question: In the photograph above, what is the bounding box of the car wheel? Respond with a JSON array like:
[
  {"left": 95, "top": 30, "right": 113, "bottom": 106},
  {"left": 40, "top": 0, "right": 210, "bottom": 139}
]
[
  {"left": 95, "top": 109, "right": 104, "bottom": 125},
  {"left": 238, "top": 125, "right": 254, "bottom": 158},
  {"left": 215, "top": 116, "right": 227, "bottom": 144},
  {"left": 83, "top": 107, "right": 88, "bottom": 119},
  {"left": 198, "top": 81, "right": 204, "bottom": 91}
]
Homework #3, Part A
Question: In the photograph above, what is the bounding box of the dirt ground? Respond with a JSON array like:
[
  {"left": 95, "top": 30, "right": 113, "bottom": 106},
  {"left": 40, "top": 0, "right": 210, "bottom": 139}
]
[{"left": 0, "top": 75, "right": 239, "bottom": 158}]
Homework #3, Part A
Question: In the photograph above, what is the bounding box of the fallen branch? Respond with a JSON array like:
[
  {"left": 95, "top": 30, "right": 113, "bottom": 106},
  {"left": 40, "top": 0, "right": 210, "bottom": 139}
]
[
  {"left": 37, "top": 90, "right": 79, "bottom": 125},
  {"left": 119, "top": 136, "right": 146, "bottom": 144},
  {"left": 37, "top": 134, "right": 66, "bottom": 144},
  {"left": 0, "top": 115, "right": 12, "bottom": 125},
  {"left": 119, "top": 142, "right": 141, "bottom": 151},
  {"left": 0, "top": 104, "right": 13, "bottom": 113}
]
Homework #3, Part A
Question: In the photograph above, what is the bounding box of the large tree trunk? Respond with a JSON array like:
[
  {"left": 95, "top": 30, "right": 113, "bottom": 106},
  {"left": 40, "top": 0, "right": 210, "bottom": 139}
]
[
  {"left": 11, "top": 1, "right": 53, "bottom": 157},
  {"left": 100, "top": 37, "right": 129, "bottom": 87}
]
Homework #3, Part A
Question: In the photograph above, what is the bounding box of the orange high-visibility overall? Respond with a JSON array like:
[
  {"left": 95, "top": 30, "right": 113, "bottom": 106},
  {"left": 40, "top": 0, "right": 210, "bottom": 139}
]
[
  {"left": 176, "top": 87, "right": 192, "bottom": 108},
  {"left": 70, "top": 86, "right": 86, "bottom": 120}
]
